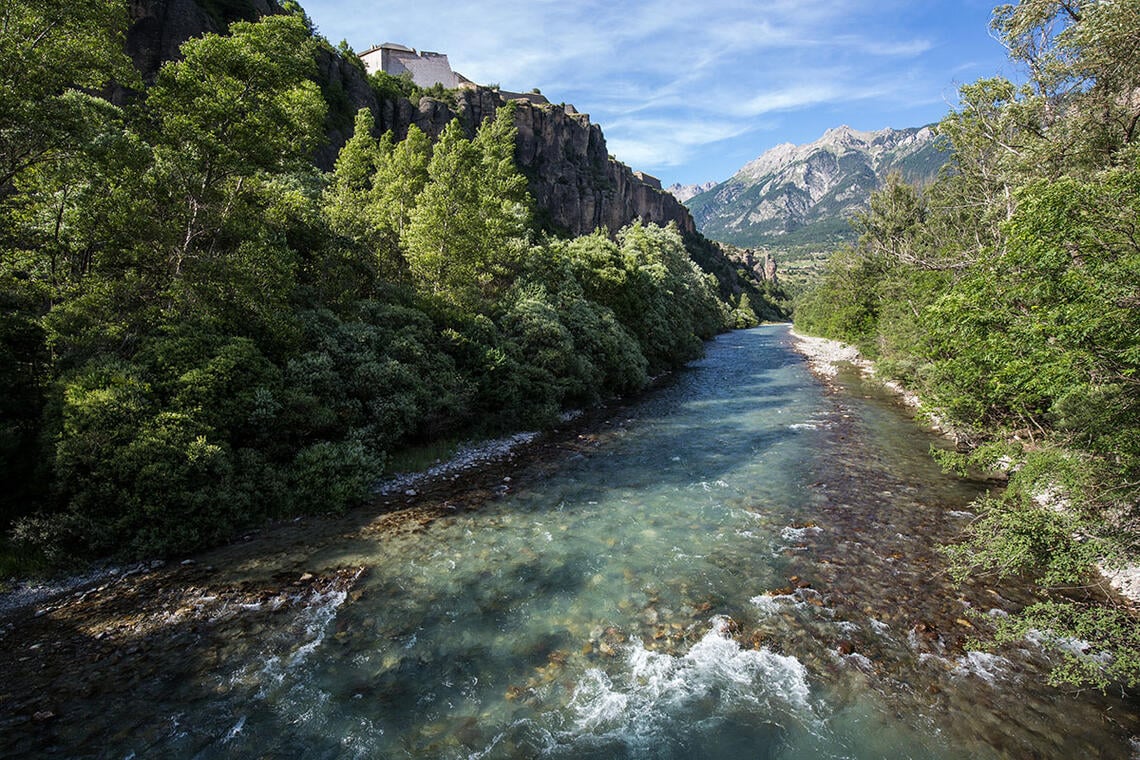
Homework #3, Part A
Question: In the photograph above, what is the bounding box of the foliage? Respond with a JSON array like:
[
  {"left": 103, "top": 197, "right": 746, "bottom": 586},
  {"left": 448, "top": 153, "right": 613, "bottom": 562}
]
[
  {"left": 795, "top": 0, "right": 1140, "bottom": 689},
  {"left": 0, "top": 0, "right": 138, "bottom": 196},
  {"left": 404, "top": 106, "right": 531, "bottom": 311},
  {"left": 0, "top": 9, "right": 742, "bottom": 566},
  {"left": 369, "top": 70, "right": 418, "bottom": 102}
]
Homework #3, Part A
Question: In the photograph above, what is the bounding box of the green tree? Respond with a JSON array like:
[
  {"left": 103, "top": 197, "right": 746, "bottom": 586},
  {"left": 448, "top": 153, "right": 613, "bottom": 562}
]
[
  {"left": 374, "top": 124, "right": 432, "bottom": 244},
  {"left": 0, "top": 0, "right": 136, "bottom": 197},
  {"left": 404, "top": 106, "right": 532, "bottom": 310},
  {"left": 323, "top": 109, "right": 433, "bottom": 281},
  {"left": 145, "top": 13, "right": 326, "bottom": 312},
  {"left": 0, "top": 0, "right": 141, "bottom": 529}
]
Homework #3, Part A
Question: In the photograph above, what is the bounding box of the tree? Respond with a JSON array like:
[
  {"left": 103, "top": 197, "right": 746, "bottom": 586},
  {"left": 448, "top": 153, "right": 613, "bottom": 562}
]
[
  {"left": 0, "top": 0, "right": 136, "bottom": 198},
  {"left": 403, "top": 105, "right": 532, "bottom": 310},
  {"left": 145, "top": 14, "right": 326, "bottom": 286},
  {"left": 373, "top": 124, "right": 432, "bottom": 244},
  {"left": 0, "top": 0, "right": 140, "bottom": 529},
  {"left": 991, "top": 0, "right": 1140, "bottom": 169},
  {"left": 323, "top": 108, "right": 383, "bottom": 247},
  {"left": 140, "top": 14, "right": 327, "bottom": 344}
]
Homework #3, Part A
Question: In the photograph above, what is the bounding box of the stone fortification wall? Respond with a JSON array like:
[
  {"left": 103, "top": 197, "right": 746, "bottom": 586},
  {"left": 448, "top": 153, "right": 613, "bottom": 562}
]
[{"left": 359, "top": 44, "right": 460, "bottom": 89}]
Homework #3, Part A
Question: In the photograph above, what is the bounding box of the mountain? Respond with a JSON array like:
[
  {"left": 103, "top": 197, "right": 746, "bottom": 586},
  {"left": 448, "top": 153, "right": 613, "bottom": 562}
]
[
  {"left": 685, "top": 125, "right": 948, "bottom": 248},
  {"left": 666, "top": 181, "right": 718, "bottom": 203}
]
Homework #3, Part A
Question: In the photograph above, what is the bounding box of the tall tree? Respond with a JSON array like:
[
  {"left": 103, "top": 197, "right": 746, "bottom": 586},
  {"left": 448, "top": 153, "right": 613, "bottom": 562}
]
[
  {"left": 324, "top": 109, "right": 432, "bottom": 279},
  {"left": 144, "top": 14, "right": 326, "bottom": 332},
  {"left": 404, "top": 105, "right": 532, "bottom": 310},
  {"left": 0, "top": 0, "right": 139, "bottom": 528},
  {"left": 0, "top": 0, "right": 136, "bottom": 198}
]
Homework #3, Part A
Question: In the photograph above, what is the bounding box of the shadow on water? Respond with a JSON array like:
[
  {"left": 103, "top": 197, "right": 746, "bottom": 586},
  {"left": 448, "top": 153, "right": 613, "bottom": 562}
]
[
  {"left": 3, "top": 326, "right": 1139, "bottom": 758},
  {"left": 0, "top": 573, "right": 358, "bottom": 758}
]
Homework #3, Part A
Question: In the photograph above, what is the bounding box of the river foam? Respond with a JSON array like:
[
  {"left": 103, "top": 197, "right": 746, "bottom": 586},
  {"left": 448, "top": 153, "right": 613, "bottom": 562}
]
[{"left": 556, "top": 617, "right": 814, "bottom": 755}]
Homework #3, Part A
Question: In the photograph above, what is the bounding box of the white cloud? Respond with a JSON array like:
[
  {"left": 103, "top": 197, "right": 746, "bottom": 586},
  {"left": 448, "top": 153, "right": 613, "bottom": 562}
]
[{"left": 304, "top": 0, "right": 1009, "bottom": 183}]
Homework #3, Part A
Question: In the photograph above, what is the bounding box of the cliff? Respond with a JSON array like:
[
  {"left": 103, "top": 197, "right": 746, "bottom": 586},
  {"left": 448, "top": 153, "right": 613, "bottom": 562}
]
[
  {"left": 125, "top": 0, "right": 280, "bottom": 85},
  {"left": 120, "top": 0, "right": 693, "bottom": 238},
  {"left": 364, "top": 87, "right": 693, "bottom": 237}
]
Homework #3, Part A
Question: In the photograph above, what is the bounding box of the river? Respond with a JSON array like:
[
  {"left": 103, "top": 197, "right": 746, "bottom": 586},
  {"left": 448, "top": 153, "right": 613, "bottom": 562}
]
[{"left": 3, "top": 324, "right": 1138, "bottom": 758}]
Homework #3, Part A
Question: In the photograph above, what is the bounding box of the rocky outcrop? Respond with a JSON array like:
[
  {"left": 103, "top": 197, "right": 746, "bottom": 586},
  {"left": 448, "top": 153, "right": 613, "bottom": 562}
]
[
  {"left": 505, "top": 97, "right": 693, "bottom": 235},
  {"left": 685, "top": 125, "right": 947, "bottom": 247},
  {"left": 373, "top": 88, "right": 694, "bottom": 236},
  {"left": 120, "top": 0, "right": 693, "bottom": 237},
  {"left": 313, "top": 51, "right": 381, "bottom": 170},
  {"left": 125, "top": 0, "right": 281, "bottom": 86}
]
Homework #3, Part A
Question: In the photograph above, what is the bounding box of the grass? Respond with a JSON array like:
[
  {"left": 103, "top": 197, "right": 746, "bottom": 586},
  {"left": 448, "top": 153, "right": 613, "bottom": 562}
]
[
  {"left": 0, "top": 538, "right": 50, "bottom": 585},
  {"left": 384, "top": 436, "right": 467, "bottom": 475}
]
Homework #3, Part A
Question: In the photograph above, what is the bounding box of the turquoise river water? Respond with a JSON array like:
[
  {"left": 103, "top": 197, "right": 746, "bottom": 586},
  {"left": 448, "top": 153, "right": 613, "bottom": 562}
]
[{"left": 5, "top": 325, "right": 1139, "bottom": 758}]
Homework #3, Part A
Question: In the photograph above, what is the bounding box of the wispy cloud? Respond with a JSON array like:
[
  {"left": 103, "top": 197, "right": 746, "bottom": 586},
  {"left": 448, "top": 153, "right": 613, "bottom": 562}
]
[
  {"left": 305, "top": 0, "right": 1008, "bottom": 183},
  {"left": 605, "top": 116, "right": 757, "bottom": 167}
]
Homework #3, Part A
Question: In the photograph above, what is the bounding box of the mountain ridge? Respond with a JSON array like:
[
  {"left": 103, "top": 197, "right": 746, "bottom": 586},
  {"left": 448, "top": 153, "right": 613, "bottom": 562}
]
[
  {"left": 683, "top": 124, "right": 948, "bottom": 248},
  {"left": 666, "top": 181, "right": 718, "bottom": 203}
]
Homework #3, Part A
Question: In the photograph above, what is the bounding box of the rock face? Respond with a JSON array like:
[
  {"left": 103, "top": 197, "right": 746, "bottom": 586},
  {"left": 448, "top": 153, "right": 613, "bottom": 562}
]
[
  {"left": 313, "top": 50, "right": 382, "bottom": 170},
  {"left": 685, "top": 125, "right": 947, "bottom": 247},
  {"left": 125, "top": 0, "right": 281, "bottom": 85},
  {"left": 373, "top": 88, "right": 694, "bottom": 237},
  {"left": 120, "top": 0, "right": 692, "bottom": 238}
]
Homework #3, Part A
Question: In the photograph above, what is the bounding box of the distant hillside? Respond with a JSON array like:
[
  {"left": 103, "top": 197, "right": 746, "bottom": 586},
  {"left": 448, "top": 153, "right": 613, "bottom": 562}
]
[
  {"left": 685, "top": 125, "right": 948, "bottom": 248},
  {"left": 666, "top": 181, "right": 718, "bottom": 203}
]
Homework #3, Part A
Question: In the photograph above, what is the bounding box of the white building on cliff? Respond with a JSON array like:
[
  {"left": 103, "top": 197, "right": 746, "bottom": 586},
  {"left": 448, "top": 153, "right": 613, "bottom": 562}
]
[{"left": 359, "top": 43, "right": 462, "bottom": 89}]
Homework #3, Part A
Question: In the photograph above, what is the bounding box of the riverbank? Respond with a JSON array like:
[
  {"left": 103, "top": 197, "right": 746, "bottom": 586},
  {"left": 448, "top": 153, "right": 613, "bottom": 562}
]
[
  {"left": 0, "top": 393, "right": 653, "bottom": 620},
  {"left": 789, "top": 329, "right": 921, "bottom": 411},
  {"left": 789, "top": 327, "right": 1140, "bottom": 609}
]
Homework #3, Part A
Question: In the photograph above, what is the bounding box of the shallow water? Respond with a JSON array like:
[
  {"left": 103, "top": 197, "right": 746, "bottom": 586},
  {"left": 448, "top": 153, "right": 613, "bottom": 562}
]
[{"left": 8, "top": 325, "right": 1140, "bottom": 758}]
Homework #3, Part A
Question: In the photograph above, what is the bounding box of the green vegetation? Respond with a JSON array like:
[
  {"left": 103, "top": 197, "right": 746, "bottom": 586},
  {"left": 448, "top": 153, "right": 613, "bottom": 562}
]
[
  {"left": 368, "top": 70, "right": 459, "bottom": 109},
  {"left": 795, "top": 0, "right": 1140, "bottom": 689},
  {"left": 0, "top": 2, "right": 765, "bottom": 566}
]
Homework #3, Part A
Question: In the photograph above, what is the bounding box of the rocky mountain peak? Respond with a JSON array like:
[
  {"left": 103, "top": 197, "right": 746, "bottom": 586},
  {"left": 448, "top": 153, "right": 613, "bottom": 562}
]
[
  {"left": 683, "top": 124, "right": 947, "bottom": 248},
  {"left": 666, "top": 181, "right": 719, "bottom": 203}
]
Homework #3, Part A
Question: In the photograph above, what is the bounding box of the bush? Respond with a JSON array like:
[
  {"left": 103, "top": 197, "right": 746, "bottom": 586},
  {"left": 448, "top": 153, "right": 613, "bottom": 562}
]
[{"left": 290, "top": 439, "right": 384, "bottom": 514}]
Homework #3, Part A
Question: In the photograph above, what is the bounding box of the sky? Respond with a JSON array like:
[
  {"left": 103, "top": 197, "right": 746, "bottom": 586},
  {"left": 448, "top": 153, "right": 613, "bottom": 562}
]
[{"left": 301, "top": 0, "right": 1020, "bottom": 186}]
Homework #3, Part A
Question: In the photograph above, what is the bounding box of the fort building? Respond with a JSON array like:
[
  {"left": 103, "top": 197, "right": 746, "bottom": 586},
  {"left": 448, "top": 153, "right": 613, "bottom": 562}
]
[
  {"left": 359, "top": 42, "right": 553, "bottom": 107},
  {"left": 359, "top": 43, "right": 461, "bottom": 89}
]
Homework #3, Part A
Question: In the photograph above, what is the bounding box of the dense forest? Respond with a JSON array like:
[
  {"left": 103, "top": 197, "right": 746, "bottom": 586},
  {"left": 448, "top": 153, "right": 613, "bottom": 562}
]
[
  {"left": 796, "top": 0, "right": 1140, "bottom": 688},
  {"left": 0, "top": 2, "right": 785, "bottom": 565}
]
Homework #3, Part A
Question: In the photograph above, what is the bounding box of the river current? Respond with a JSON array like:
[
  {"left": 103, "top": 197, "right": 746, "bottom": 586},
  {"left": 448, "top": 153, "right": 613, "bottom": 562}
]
[{"left": 8, "top": 325, "right": 1140, "bottom": 758}]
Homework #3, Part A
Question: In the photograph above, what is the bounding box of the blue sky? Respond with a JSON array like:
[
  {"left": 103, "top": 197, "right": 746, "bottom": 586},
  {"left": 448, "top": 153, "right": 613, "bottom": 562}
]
[{"left": 302, "top": 0, "right": 1018, "bottom": 186}]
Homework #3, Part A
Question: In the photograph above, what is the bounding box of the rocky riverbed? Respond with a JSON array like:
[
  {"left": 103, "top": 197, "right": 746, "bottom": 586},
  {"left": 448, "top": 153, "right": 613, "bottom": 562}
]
[
  {"left": 789, "top": 328, "right": 1140, "bottom": 609},
  {"left": 0, "top": 410, "right": 646, "bottom": 745}
]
